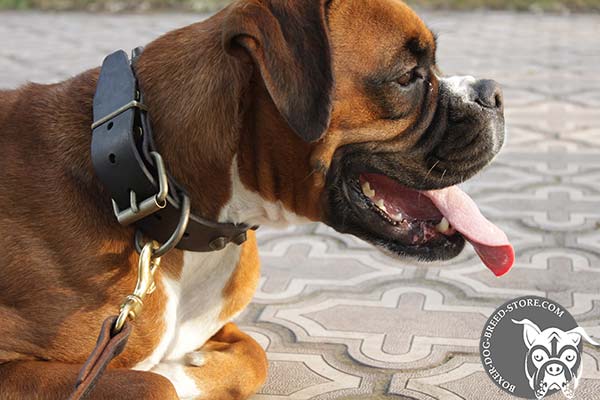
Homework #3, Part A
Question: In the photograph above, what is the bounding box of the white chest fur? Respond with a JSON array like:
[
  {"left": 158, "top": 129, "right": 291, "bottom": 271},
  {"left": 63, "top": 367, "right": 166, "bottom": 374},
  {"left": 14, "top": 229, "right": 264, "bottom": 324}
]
[
  {"left": 132, "top": 155, "right": 311, "bottom": 398},
  {"left": 134, "top": 244, "right": 242, "bottom": 370},
  {"left": 218, "top": 156, "right": 312, "bottom": 227}
]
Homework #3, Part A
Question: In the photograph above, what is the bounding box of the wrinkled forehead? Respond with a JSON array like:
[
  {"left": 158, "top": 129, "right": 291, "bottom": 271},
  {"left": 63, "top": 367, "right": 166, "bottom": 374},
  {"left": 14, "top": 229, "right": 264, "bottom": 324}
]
[
  {"left": 327, "top": 0, "right": 437, "bottom": 72},
  {"left": 535, "top": 329, "right": 576, "bottom": 350}
]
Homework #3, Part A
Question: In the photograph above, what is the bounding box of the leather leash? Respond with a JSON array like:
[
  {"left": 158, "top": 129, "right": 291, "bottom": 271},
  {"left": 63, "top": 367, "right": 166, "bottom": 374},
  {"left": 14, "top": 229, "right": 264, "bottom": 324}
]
[
  {"left": 69, "top": 317, "right": 132, "bottom": 400},
  {"left": 70, "top": 48, "right": 255, "bottom": 399}
]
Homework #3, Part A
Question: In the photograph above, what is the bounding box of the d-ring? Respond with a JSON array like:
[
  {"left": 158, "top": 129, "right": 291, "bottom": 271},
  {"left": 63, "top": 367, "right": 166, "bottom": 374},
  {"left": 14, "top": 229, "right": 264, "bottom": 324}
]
[{"left": 134, "top": 194, "right": 191, "bottom": 258}]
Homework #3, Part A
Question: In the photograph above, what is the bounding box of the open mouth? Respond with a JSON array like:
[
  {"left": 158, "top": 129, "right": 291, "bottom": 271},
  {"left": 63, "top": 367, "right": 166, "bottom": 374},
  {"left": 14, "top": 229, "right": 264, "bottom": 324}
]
[{"left": 349, "top": 172, "right": 514, "bottom": 276}]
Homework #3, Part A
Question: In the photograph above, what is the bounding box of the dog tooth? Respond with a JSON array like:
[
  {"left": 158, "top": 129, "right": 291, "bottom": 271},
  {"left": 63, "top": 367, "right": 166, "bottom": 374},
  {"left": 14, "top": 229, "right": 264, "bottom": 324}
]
[
  {"left": 436, "top": 217, "right": 450, "bottom": 233},
  {"left": 362, "top": 181, "right": 376, "bottom": 198},
  {"left": 392, "top": 213, "right": 404, "bottom": 222},
  {"left": 375, "top": 199, "right": 387, "bottom": 212}
]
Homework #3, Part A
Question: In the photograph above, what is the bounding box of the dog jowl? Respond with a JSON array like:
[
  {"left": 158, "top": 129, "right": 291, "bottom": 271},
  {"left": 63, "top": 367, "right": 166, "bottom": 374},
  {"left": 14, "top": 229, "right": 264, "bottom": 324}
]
[{"left": 513, "top": 319, "right": 599, "bottom": 399}]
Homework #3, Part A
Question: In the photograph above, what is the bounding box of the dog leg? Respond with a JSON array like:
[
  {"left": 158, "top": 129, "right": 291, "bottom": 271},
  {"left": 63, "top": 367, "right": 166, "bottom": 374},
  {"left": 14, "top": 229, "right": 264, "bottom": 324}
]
[
  {"left": 0, "top": 361, "right": 179, "bottom": 400},
  {"left": 153, "top": 323, "right": 268, "bottom": 400}
]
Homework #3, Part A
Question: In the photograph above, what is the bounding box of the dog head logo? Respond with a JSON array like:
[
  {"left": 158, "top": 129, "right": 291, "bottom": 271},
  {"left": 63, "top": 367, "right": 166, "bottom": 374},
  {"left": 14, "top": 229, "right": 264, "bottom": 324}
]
[{"left": 512, "top": 319, "right": 599, "bottom": 399}]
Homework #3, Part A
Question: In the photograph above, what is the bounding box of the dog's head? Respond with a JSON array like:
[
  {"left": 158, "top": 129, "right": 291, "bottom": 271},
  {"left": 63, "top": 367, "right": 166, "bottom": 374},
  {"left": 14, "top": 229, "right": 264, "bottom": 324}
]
[
  {"left": 223, "top": 0, "right": 512, "bottom": 274},
  {"left": 513, "top": 319, "right": 598, "bottom": 399}
]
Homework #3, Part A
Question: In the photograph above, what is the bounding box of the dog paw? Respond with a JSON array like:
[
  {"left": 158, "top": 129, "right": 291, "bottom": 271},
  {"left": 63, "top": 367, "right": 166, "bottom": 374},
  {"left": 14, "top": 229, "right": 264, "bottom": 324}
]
[
  {"left": 534, "top": 385, "right": 548, "bottom": 400},
  {"left": 185, "top": 351, "right": 206, "bottom": 367}
]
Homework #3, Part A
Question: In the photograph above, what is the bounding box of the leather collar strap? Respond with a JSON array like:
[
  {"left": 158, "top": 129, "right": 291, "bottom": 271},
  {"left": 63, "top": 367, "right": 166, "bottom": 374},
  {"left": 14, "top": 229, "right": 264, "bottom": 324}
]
[{"left": 92, "top": 49, "right": 251, "bottom": 252}]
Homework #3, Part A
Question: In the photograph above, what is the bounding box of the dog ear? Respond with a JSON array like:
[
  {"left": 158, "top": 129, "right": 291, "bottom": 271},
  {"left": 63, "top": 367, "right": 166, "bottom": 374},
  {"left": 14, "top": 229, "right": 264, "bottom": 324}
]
[
  {"left": 222, "top": 0, "right": 333, "bottom": 143},
  {"left": 512, "top": 319, "right": 542, "bottom": 349},
  {"left": 565, "top": 327, "right": 600, "bottom": 347}
]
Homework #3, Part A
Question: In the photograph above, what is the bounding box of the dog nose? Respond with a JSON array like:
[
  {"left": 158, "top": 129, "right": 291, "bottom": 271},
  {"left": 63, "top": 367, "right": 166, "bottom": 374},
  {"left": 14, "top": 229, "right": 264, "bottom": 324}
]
[
  {"left": 546, "top": 363, "right": 564, "bottom": 376},
  {"left": 472, "top": 79, "right": 503, "bottom": 110}
]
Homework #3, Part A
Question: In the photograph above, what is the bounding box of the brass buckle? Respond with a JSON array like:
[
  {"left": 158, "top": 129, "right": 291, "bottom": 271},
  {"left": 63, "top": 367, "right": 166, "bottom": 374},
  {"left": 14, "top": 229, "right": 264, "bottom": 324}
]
[
  {"left": 112, "top": 151, "right": 169, "bottom": 226},
  {"left": 113, "top": 241, "right": 160, "bottom": 335}
]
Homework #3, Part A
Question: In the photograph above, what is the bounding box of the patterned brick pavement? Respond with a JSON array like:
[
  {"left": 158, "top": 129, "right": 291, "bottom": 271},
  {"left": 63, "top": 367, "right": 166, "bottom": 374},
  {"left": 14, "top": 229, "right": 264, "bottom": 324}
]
[{"left": 1, "top": 9, "right": 600, "bottom": 400}]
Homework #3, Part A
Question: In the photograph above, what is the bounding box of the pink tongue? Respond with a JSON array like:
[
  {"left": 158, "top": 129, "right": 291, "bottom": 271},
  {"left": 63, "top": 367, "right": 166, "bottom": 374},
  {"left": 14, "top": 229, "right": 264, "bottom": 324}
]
[{"left": 423, "top": 186, "right": 514, "bottom": 277}]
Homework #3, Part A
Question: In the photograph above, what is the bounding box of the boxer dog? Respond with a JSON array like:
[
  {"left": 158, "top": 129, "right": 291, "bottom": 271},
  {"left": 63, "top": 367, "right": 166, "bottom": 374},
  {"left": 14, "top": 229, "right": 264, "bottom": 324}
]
[
  {"left": 0, "top": 0, "right": 513, "bottom": 398},
  {"left": 513, "top": 319, "right": 599, "bottom": 399}
]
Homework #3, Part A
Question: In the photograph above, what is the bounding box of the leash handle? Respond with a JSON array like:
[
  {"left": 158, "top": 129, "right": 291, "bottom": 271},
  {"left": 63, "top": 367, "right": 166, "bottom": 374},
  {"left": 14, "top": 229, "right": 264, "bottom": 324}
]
[{"left": 69, "top": 317, "right": 132, "bottom": 400}]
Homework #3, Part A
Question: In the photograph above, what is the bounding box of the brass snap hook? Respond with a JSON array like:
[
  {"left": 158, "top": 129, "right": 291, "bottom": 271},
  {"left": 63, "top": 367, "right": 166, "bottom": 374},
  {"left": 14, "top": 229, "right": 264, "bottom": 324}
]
[{"left": 113, "top": 241, "right": 161, "bottom": 335}]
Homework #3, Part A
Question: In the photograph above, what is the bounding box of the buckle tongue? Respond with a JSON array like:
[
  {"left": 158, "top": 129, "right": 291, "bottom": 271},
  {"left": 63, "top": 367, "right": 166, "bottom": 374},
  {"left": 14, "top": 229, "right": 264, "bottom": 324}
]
[{"left": 111, "top": 151, "right": 169, "bottom": 226}]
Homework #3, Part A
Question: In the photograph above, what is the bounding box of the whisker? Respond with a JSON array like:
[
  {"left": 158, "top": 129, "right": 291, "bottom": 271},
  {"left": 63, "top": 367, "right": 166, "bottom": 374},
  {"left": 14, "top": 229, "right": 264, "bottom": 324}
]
[
  {"left": 423, "top": 160, "right": 440, "bottom": 184},
  {"left": 440, "top": 169, "right": 448, "bottom": 182}
]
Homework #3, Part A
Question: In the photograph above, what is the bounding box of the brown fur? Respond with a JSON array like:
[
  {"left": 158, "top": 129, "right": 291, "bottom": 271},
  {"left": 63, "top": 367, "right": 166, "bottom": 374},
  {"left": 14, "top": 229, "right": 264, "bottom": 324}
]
[
  {"left": 0, "top": 74, "right": 170, "bottom": 367},
  {"left": 0, "top": 0, "right": 439, "bottom": 398},
  {"left": 0, "top": 362, "right": 179, "bottom": 400},
  {"left": 220, "top": 231, "right": 261, "bottom": 322},
  {"left": 184, "top": 323, "right": 268, "bottom": 399},
  {"left": 0, "top": 323, "right": 265, "bottom": 400}
]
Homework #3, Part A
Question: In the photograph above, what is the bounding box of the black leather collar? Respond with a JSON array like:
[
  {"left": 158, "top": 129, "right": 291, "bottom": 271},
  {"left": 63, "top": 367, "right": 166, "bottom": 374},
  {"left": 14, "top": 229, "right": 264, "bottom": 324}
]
[{"left": 91, "top": 48, "right": 251, "bottom": 253}]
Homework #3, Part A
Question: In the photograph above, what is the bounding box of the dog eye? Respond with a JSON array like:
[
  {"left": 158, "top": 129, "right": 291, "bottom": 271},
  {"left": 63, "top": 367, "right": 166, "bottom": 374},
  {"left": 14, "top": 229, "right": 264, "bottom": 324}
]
[
  {"left": 563, "top": 350, "right": 577, "bottom": 362},
  {"left": 395, "top": 68, "right": 424, "bottom": 87},
  {"left": 532, "top": 350, "right": 546, "bottom": 362}
]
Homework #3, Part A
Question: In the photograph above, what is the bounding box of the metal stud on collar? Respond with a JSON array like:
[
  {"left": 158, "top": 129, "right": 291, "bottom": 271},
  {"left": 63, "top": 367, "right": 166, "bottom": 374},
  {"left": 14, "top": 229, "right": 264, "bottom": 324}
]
[{"left": 209, "top": 237, "right": 228, "bottom": 251}]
